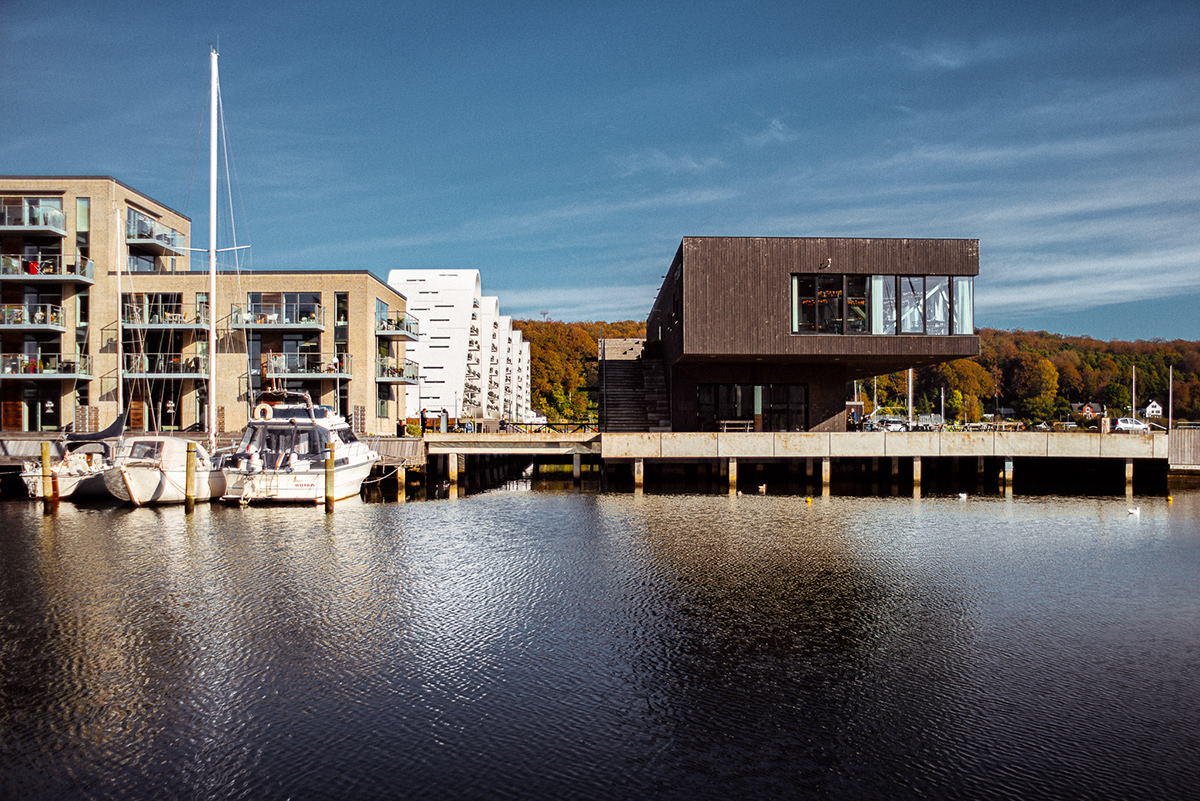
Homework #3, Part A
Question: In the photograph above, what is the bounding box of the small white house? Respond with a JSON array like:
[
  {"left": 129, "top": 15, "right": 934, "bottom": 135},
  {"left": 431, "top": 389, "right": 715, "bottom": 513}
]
[{"left": 1141, "top": 400, "right": 1163, "bottom": 418}]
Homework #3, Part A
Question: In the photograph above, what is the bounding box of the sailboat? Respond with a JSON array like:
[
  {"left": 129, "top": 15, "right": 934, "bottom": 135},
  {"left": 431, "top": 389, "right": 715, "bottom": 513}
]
[
  {"left": 20, "top": 413, "right": 125, "bottom": 500},
  {"left": 102, "top": 48, "right": 232, "bottom": 505}
]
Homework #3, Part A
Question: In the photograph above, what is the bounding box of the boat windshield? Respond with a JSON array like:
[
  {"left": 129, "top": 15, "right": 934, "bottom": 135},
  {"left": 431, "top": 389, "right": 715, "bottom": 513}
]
[
  {"left": 242, "top": 423, "right": 325, "bottom": 462},
  {"left": 128, "top": 441, "right": 163, "bottom": 460}
]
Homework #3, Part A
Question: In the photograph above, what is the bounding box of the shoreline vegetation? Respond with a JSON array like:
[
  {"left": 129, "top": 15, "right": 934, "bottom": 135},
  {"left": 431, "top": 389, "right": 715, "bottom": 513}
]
[{"left": 513, "top": 320, "right": 1200, "bottom": 426}]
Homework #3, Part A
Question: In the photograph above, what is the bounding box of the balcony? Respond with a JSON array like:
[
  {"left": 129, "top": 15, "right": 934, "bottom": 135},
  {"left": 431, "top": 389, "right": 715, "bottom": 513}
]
[
  {"left": 231, "top": 303, "right": 326, "bottom": 330},
  {"left": 376, "top": 356, "right": 418, "bottom": 384},
  {"left": 1, "top": 353, "right": 91, "bottom": 378},
  {"left": 122, "top": 304, "right": 209, "bottom": 329},
  {"left": 0, "top": 200, "right": 67, "bottom": 236},
  {"left": 126, "top": 211, "right": 186, "bottom": 256},
  {"left": 263, "top": 352, "right": 352, "bottom": 380},
  {"left": 1, "top": 254, "right": 95, "bottom": 284},
  {"left": 123, "top": 353, "right": 208, "bottom": 378},
  {"left": 1, "top": 304, "right": 67, "bottom": 332},
  {"left": 375, "top": 310, "right": 419, "bottom": 341}
]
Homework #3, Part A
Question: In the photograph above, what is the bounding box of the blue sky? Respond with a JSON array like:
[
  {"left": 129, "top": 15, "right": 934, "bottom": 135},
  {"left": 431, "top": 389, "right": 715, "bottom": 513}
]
[{"left": 4, "top": 0, "right": 1197, "bottom": 340}]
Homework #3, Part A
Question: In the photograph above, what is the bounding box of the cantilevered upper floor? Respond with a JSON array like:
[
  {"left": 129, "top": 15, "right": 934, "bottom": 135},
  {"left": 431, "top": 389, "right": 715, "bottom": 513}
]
[{"left": 648, "top": 236, "right": 980, "bottom": 378}]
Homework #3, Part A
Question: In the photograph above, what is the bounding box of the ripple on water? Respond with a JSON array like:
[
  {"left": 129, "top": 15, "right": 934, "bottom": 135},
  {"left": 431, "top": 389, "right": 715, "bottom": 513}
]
[{"left": 0, "top": 491, "right": 1197, "bottom": 799}]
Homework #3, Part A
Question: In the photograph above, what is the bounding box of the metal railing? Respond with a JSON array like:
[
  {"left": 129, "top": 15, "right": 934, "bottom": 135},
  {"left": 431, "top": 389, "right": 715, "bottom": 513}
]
[
  {"left": 123, "top": 353, "right": 208, "bottom": 375},
  {"left": 231, "top": 303, "right": 325, "bottom": 327},
  {"left": 1, "top": 200, "right": 66, "bottom": 230},
  {"left": 1, "top": 254, "right": 94, "bottom": 280},
  {"left": 376, "top": 357, "right": 419, "bottom": 383},
  {"left": 122, "top": 304, "right": 209, "bottom": 326},
  {"left": 507, "top": 421, "right": 598, "bottom": 433},
  {"left": 263, "top": 352, "right": 352, "bottom": 377},
  {"left": 125, "top": 211, "right": 184, "bottom": 250},
  {"left": 1, "top": 304, "right": 66, "bottom": 327},
  {"left": 1, "top": 353, "right": 91, "bottom": 376},
  {"left": 375, "top": 310, "right": 420, "bottom": 338}
]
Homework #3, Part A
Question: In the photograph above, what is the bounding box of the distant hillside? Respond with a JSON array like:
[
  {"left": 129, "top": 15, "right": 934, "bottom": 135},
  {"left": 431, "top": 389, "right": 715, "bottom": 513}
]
[
  {"left": 877, "top": 328, "right": 1200, "bottom": 423},
  {"left": 513, "top": 319, "right": 645, "bottom": 421},
  {"left": 514, "top": 321, "right": 1200, "bottom": 424}
]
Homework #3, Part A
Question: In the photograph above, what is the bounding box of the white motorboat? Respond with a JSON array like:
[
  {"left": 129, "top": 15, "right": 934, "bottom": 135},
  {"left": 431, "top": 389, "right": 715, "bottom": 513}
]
[
  {"left": 222, "top": 393, "right": 378, "bottom": 504},
  {"left": 102, "top": 436, "right": 226, "bottom": 506}
]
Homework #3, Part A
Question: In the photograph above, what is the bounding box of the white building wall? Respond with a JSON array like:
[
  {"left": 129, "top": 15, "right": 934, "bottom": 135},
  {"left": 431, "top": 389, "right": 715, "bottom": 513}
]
[
  {"left": 387, "top": 270, "right": 481, "bottom": 419},
  {"left": 386, "top": 270, "right": 532, "bottom": 423}
]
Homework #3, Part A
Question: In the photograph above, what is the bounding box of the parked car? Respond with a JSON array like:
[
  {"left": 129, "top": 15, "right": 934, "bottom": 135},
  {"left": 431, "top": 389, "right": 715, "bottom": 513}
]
[{"left": 1113, "top": 417, "right": 1150, "bottom": 433}]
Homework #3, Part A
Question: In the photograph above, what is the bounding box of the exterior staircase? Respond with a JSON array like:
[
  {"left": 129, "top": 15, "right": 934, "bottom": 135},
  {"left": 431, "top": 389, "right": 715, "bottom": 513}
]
[{"left": 598, "top": 339, "right": 671, "bottom": 432}]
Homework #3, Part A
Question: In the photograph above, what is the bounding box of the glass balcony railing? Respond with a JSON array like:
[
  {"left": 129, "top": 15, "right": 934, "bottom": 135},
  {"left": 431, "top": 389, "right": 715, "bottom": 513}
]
[
  {"left": 375, "top": 310, "right": 420, "bottom": 339},
  {"left": 1, "top": 254, "right": 94, "bottom": 281},
  {"left": 1, "top": 353, "right": 91, "bottom": 377},
  {"left": 125, "top": 211, "right": 185, "bottom": 252},
  {"left": 0, "top": 200, "right": 66, "bottom": 231},
  {"left": 122, "top": 304, "right": 209, "bottom": 326},
  {"left": 231, "top": 303, "right": 325, "bottom": 328},
  {"left": 122, "top": 353, "right": 208, "bottom": 375},
  {"left": 376, "top": 357, "right": 419, "bottom": 383},
  {"left": 1, "top": 304, "right": 66, "bottom": 327},
  {"left": 262, "top": 352, "right": 352, "bottom": 377}
]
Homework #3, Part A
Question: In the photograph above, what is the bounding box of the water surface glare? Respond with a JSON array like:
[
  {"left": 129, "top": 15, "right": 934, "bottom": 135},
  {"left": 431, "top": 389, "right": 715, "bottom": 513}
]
[{"left": 1, "top": 491, "right": 1198, "bottom": 799}]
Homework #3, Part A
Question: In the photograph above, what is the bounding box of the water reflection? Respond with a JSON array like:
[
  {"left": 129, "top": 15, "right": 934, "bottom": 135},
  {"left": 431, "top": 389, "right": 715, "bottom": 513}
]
[{"left": 0, "top": 491, "right": 1197, "bottom": 799}]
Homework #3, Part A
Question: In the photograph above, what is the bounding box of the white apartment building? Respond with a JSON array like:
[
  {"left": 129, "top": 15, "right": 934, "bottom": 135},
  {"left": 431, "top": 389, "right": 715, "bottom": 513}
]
[{"left": 387, "top": 269, "right": 535, "bottom": 423}]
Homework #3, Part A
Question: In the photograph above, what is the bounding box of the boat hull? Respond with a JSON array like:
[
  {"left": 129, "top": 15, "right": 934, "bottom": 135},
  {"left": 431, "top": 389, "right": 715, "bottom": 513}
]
[
  {"left": 222, "top": 456, "right": 377, "bottom": 503},
  {"left": 103, "top": 464, "right": 226, "bottom": 505}
]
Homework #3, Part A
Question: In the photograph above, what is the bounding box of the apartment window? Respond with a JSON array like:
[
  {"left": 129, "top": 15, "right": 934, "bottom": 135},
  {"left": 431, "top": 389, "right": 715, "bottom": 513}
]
[
  {"left": 75, "top": 198, "right": 90, "bottom": 258},
  {"left": 899, "top": 276, "right": 924, "bottom": 334}
]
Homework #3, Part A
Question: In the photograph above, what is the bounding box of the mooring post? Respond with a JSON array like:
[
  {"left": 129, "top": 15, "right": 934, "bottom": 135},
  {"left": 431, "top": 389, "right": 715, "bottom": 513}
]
[
  {"left": 912, "top": 456, "right": 922, "bottom": 487},
  {"left": 447, "top": 452, "right": 459, "bottom": 487},
  {"left": 325, "top": 441, "right": 335, "bottom": 511},
  {"left": 1125, "top": 458, "right": 1134, "bottom": 496},
  {"left": 396, "top": 466, "right": 406, "bottom": 502},
  {"left": 40, "top": 442, "right": 52, "bottom": 501},
  {"left": 727, "top": 457, "right": 737, "bottom": 495},
  {"left": 821, "top": 457, "right": 831, "bottom": 488},
  {"left": 185, "top": 441, "right": 197, "bottom": 513},
  {"left": 634, "top": 458, "right": 644, "bottom": 491},
  {"left": 573, "top": 453, "right": 581, "bottom": 482}
]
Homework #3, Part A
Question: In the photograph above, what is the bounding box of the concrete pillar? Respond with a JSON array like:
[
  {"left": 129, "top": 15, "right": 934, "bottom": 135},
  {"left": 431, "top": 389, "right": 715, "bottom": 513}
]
[
  {"left": 447, "top": 452, "right": 458, "bottom": 487},
  {"left": 728, "top": 457, "right": 738, "bottom": 495},
  {"left": 912, "top": 456, "right": 921, "bottom": 487},
  {"left": 396, "top": 466, "right": 406, "bottom": 502},
  {"left": 633, "top": 458, "right": 644, "bottom": 490},
  {"left": 891, "top": 457, "right": 900, "bottom": 479},
  {"left": 572, "top": 453, "right": 581, "bottom": 482},
  {"left": 977, "top": 456, "right": 985, "bottom": 482},
  {"left": 1003, "top": 457, "right": 1013, "bottom": 488},
  {"left": 1125, "top": 459, "right": 1134, "bottom": 495},
  {"left": 805, "top": 457, "right": 813, "bottom": 479},
  {"left": 821, "top": 457, "right": 831, "bottom": 488}
]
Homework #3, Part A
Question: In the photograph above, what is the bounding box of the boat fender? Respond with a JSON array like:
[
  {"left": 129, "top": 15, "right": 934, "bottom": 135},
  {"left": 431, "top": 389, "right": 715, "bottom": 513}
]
[{"left": 253, "top": 403, "right": 274, "bottom": 421}]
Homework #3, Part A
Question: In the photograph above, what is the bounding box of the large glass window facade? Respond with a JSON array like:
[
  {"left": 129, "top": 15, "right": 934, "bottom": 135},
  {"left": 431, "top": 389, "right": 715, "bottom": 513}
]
[
  {"left": 696, "top": 383, "right": 807, "bottom": 432},
  {"left": 952, "top": 276, "right": 974, "bottom": 334},
  {"left": 792, "top": 274, "right": 973, "bottom": 336}
]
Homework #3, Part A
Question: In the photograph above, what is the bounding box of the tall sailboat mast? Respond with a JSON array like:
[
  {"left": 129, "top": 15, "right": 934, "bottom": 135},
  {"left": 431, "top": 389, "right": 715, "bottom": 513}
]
[{"left": 207, "top": 47, "right": 219, "bottom": 452}]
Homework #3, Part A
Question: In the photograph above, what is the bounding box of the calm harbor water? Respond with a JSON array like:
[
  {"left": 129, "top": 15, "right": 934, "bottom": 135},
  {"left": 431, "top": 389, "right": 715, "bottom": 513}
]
[{"left": 1, "top": 488, "right": 1198, "bottom": 800}]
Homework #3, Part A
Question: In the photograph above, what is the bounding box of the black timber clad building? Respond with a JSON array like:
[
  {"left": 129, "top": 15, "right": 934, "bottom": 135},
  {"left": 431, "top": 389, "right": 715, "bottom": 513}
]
[{"left": 646, "top": 237, "right": 981, "bottom": 433}]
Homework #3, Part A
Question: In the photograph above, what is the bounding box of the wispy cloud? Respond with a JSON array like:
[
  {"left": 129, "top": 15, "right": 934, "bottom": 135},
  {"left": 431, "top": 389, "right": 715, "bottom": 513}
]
[
  {"left": 741, "top": 117, "right": 798, "bottom": 148},
  {"left": 893, "top": 38, "right": 1012, "bottom": 71},
  {"left": 612, "top": 149, "right": 723, "bottom": 177},
  {"left": 497, "top": 283, "right": 662, "bottom": 322}
]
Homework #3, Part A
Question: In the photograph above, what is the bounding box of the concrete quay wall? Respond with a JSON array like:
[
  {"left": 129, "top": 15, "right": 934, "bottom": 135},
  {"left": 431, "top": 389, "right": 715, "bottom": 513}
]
[{"left": 601, "top": 431, "right": 1168, "bottom": 460}]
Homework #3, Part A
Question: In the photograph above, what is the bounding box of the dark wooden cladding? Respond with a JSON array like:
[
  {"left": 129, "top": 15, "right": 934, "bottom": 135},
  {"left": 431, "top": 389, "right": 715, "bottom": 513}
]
[
  {"left": 663, "top": 236, "right": 979, "bottom": 359},
  {"left": 645, "top": 236, "right": 981, "bottom": 431}
]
